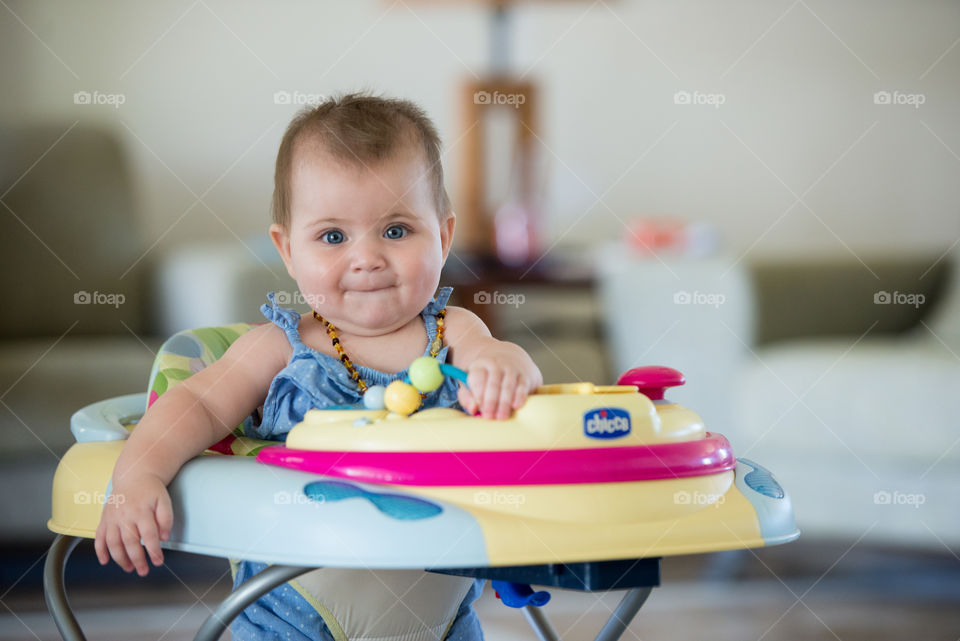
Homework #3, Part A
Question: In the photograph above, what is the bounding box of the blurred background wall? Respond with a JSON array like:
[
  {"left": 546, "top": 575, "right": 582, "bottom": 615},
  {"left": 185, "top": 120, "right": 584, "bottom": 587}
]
[{"left": 1, "top": 0, "right": 957, "bottom": 259}]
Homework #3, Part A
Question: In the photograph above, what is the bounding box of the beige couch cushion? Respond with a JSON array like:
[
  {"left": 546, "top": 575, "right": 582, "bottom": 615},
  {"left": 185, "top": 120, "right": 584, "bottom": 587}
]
[
  {"left": 0, "top": 124, "right": 147, "bottom": 338},
  {"left": 0, "top": 336, "right": 159, "bottom": 456}
]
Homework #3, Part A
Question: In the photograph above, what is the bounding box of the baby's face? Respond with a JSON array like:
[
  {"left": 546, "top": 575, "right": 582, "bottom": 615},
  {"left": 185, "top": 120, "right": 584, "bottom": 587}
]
[{"left": 271, "top": 143, "right": 454, "bottom": 337}]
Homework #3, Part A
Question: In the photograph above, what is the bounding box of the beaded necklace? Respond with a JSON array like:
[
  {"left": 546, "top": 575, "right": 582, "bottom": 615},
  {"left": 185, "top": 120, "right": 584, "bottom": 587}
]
[{"left": 312, "top": 308, "right": 447, "bottom": 394}]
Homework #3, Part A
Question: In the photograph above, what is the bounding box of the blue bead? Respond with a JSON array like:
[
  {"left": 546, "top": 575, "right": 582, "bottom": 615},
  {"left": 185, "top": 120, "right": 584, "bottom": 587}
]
[{"left": 363, "top": 385, "right": 387, "bottom": 410}]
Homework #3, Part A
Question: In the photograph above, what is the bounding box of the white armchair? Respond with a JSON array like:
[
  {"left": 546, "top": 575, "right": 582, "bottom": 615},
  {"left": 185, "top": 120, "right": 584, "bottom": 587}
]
[{"left": 598, "top": 242, "right": 960, "bottom": 549}]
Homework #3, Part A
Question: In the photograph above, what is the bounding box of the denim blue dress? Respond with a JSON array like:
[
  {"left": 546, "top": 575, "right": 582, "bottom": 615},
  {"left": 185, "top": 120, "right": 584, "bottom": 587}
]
[{"left": 230, "top": 287, "right": 485, "bottom": 641}]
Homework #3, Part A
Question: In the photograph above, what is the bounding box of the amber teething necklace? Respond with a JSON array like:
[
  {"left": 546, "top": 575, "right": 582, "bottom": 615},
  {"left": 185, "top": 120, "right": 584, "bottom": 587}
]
[{"left": 313, "top": 307, "right": 446, "bottom": 394}]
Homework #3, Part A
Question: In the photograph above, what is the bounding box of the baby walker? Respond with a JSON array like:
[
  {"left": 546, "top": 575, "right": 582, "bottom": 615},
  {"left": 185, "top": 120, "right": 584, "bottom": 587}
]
[{"left": 45, "top": 325, "right": 799, "bottom": 641}]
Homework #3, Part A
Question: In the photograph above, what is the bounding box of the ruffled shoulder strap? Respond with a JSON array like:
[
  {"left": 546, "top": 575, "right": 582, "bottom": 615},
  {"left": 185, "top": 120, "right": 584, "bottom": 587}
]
[
  {"left": 261, "top": 292, "right": 305, "bottom": 348},
  {"left": 423, "top": 286, "right": 453, "bottom": 316}
]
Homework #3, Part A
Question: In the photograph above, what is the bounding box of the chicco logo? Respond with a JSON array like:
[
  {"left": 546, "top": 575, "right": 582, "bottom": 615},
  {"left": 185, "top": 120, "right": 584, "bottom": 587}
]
[{"left": 583, "top": 408, "right": 631, "bottom": 439}]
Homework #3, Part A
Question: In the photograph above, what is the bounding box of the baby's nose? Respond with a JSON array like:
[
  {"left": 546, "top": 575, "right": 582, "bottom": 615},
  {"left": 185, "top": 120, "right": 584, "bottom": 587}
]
[{"left": 349, "top": 239, "right": 386, "bottom": 271}]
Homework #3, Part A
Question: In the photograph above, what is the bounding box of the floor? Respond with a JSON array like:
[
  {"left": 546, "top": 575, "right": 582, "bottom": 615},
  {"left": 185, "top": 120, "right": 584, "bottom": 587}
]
[{"left": 1, "top": 538, "right": 958, "bottom": 640}]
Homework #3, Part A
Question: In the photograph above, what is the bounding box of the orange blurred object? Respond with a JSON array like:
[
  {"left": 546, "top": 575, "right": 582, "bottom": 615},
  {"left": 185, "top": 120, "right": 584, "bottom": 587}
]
[{"left": 627, "top": 218, "right": 718, "bottom": 257}]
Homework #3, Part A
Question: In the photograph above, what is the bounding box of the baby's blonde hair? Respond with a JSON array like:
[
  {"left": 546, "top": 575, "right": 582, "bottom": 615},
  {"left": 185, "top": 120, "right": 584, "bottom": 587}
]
[{"left": 272, "top": 92, "right": 451, "bottom": 229}]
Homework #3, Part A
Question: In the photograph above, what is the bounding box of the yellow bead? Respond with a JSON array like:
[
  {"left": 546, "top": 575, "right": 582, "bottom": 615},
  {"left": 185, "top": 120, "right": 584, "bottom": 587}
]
[{"left": 384, "top": 380, "right": 421, "bottom": 416}]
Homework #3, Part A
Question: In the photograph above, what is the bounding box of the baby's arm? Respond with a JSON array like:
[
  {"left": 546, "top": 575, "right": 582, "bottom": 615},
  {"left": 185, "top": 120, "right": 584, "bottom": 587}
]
[
  {"left": 443, "top": 307, "right": 543, "bottom": 420},
  {"left": 94, "top": 323, "right": 289, "bottom": 576}
]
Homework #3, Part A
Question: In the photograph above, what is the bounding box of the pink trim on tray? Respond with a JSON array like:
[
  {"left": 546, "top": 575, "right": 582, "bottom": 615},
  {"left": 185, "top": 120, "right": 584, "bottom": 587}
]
[{"left": 255, "top": 433, "right": 736, "bottom": 486}]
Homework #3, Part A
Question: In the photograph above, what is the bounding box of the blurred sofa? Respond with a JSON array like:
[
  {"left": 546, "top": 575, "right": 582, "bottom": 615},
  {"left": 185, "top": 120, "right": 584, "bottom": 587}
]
[
  {"left": 0, "top": 123, "right": 160, "bottom": 542},
  {"left": 0, "top": 123, "right": 293, "bottom": 543},
  {"left": 598, "top": 243, "right": 960, "bottom": 550}
]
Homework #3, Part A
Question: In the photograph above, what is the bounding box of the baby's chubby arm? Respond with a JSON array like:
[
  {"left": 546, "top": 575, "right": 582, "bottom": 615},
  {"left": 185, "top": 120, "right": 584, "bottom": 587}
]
[
  {"left": 443, "top": 307, "right": 543, "bottom": 420},
  {"left": 94, "top": 323, "right": 289, "bottom": 576}
]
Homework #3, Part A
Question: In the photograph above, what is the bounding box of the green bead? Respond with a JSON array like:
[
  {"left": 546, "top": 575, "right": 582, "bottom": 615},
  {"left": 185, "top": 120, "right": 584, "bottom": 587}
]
[{"left": 408, "top": 356, "right": 444, "bottom": 392}]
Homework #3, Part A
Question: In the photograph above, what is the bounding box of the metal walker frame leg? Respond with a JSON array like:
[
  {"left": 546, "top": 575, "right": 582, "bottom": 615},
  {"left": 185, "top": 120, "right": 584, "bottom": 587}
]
[
  {"left": 44, "top": 534, "right": 653, "bottom": 641},
  {"left": 522, "top": 586, "right": 652, "bottom": 641},
  {"left": 43, "top": 535, "right": 313, "bottom": 641},
  {"left": 43, "top": 535, "right": 84, "bottom": 641}
]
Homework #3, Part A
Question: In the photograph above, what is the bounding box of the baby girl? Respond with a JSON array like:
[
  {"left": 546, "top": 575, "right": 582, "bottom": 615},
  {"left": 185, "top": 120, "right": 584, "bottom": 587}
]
[{"left": 94, "top": 93, "right": 543, "bottom": 640}]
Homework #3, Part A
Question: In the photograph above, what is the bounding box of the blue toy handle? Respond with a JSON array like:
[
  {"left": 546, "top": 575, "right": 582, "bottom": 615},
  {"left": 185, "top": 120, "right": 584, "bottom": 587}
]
[
  {"left": 491, "top": 580, "right": 551, "bottom": 608},
  {"left": 439, "top": 363, "right": 468, "bottom": 386}
]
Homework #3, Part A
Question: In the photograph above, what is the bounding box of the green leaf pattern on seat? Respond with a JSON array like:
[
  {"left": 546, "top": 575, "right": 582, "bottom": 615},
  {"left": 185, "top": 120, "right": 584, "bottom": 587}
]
[
  {"left": 162, "top": 367, "right": 192, "bottom": 382},
  {"left": 191, "top": 326, "right": 244, "bottom": 361},
  {"left": 152, "top": 371, "right": 168, "bottom": 396},
  {"left": 145, "top": 323, "right": 276, "bottom": 455}
]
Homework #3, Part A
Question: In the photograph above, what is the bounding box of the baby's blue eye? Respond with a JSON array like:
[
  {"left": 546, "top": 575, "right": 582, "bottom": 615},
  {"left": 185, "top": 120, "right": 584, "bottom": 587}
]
[
  {"left": 384, "top": 225, "right": 408, "bottom": 240},
  {"left": 321, "top": 230, "right": 345, "bottom": 244}
]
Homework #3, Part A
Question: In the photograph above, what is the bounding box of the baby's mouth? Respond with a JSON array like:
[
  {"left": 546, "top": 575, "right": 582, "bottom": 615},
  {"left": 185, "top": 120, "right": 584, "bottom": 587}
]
[{"left": 347, "top": 284, "right": 396, "bottom": 293}]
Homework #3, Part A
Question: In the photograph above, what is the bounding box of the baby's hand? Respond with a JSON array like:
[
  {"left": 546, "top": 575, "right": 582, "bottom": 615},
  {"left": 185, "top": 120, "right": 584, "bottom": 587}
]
[
  {"left": 458, "top": 349, "right": 541, "bottom": 420},
  {"left": 94, "top": 473, "right": 173, "bottom": 577}
]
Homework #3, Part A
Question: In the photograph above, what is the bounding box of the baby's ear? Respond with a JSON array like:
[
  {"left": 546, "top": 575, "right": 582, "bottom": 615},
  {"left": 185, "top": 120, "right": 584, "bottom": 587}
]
[
  {"left": 440, "top": 211, "right": 456, "bottom": 261},
  {"left": 269, "top": 224, "right": 296, "bottom": 280}
]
